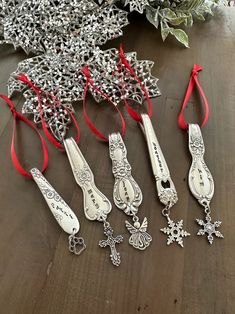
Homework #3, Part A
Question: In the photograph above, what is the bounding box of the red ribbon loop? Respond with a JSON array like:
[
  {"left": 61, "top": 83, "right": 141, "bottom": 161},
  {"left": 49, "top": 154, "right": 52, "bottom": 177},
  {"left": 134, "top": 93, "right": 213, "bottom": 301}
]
[
  {"left": 18, "top": 74, "right": 80, "bottom": 149},
  {"left": 82, "top": 65, "right": 126, "bottom": 142},
  {"left": 0, "top": 94, "right": 49, "bottom": 178},
  {"left": 178, "top": 64, "right": 209, "bottom": 130},
  {"left": 18, "top": 73, "right": 41, "bottom": 93},
  {"left": 119, "top": 45, "right": 153, "bottom": 123}
]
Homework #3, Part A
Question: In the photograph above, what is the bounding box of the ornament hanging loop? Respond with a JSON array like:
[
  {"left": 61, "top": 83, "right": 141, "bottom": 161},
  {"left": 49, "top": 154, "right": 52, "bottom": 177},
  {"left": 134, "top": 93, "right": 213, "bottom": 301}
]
[
  {"left": 162, "top": 203, "right": 171, "bottom": 218},
  {"left": 81, "top": 65, "right": 126, "bottom": 142}
]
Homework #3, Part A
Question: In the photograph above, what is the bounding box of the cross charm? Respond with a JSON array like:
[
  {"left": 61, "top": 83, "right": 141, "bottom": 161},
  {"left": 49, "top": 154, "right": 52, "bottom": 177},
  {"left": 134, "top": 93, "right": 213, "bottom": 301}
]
[{"left": 99, "top": 222, "right": 123, "bottom": 266}]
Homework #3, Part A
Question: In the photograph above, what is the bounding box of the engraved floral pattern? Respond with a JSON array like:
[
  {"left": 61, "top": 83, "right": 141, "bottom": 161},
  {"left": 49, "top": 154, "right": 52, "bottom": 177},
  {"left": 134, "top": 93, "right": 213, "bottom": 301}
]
[
  {"left": 190, "top": 136, "right": 204, "bottom": 155},
  {"left": 74, "top": 165, "right": 92, "bottom": 186}
]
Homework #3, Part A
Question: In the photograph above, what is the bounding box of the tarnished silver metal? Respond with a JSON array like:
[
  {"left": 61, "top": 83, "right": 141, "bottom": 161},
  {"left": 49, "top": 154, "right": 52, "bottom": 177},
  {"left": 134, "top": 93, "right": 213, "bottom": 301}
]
[
  {"left": 140, "top": 113, "right": 190, "bottom": 247},
  {"left": 140, "top": 113, "right": 178, "bottom": 208},
  {"left": 64, "top": 137, "right": 112, "bottom": 222},
  {"left": 30, "top": 167, "right": 86, "bottom": 255},
  {"left": 109, "top": 132, "right": 152, "bottom": 250},
  {"left": 188, "top": 124, "right": 223, "bottom": 243},
  {"left": 99, "top": 221, "right": 123, "bottom": 266},
  {"left": 64, "top": 137, "right": 123, "bottom": 265}
]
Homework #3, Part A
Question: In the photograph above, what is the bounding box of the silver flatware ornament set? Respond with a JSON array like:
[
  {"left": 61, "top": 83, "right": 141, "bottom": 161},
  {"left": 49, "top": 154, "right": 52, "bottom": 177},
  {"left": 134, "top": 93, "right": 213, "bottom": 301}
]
[{"left": 0, "top": 47, "right": 223, "bottom": 267}]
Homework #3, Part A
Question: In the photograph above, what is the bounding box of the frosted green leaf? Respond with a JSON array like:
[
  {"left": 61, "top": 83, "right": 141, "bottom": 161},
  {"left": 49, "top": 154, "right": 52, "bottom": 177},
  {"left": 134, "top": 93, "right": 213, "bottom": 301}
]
[
  {"left": 169, "top": 28, "right": 189, "bottom": 47},
  {"left": 145, "top": 6, "right": 160, "bottom": 28}
]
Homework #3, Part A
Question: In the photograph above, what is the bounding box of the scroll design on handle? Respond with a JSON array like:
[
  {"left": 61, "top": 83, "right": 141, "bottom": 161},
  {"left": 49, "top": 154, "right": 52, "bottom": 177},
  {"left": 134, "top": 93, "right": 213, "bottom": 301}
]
[
  {"left": 31, "top": 168, "right": 80, "bottom": 235},
  {"left": 64, "top": 137, "right": 112, "bottom": 222},
  {"left": 109, "top": 132, "right": 142, "bottom": 216},
  {"left": 31, "top": 168, "right": 86, "bottom": 254},
  {"left": 140, "top": 114, "right": 178, "bottom": 208},
  {"left": 188, "top": 124, "right": 214, "bottom": 207}
]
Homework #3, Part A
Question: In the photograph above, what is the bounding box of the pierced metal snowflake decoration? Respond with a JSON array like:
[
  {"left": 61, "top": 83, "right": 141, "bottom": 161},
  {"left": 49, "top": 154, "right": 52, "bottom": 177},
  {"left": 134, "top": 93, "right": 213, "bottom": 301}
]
[
  {"left": 161, "top": 218, "right": 190, "bottom": 247},
  {"left": 124, "top": 0, "right": 149, "bottom": 13},
  {"left": 0, "top": 1, "right": 128, "bottom": 54},
  {"left": 84, "top": 47, "right": 161, "bottom": 105},
  {"left": 8, "top": 46, "right": 160, "bottom": 141},
  {"left": 196, "top": 215, "right": 224, "bottom": 244}
]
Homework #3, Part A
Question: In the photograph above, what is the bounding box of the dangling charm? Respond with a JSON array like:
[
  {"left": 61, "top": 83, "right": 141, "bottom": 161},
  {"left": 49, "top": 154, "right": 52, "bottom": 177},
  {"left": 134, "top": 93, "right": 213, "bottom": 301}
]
[
  {"left": 125, "top": 216, "right": 152, "bottom": 250},
  {"left": 69, "top": 232, "right": 86, "bottom": 255},
  {"left": 160, "top": 208, "right": 190, "bottom": 247},
  {"left": 31, "top": 168, "right": 86, "bottom": 255},
  {"left": 99, "top": 221, "right": 123, "bottom": 266},
  {"left": 117, "top": 47, "right": 189, "bottom": 247},
  {"left": 188, "top": 124, "right": 223, "bottom": 244},
  {"left": 140, "top": 114, "right": 190, "bottom": 247},
  {"left": 196, "top": 212, "right": 223, "bottom": 244},
  {"left": 109, "top": 132, "right": 152, "bottom": 250},
  {"left": 64, "top": 137, "right": 123, "bottom": 266}
]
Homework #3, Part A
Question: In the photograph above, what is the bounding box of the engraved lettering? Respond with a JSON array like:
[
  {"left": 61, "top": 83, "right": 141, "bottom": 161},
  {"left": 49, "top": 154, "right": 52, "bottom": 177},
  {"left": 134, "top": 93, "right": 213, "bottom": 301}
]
[{"left": 152, "top": 142, "right": 164, "bottom": 173}]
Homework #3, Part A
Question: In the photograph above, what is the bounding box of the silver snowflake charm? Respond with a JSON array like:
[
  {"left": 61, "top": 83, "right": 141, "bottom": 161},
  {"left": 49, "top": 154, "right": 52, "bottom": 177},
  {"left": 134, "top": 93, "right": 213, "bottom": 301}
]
[
  {"left": 161, "top": 217, "right": 190, "bottom": 247},
  {"left": 196, "top": 215, "right": 223, "bottom": 244}
]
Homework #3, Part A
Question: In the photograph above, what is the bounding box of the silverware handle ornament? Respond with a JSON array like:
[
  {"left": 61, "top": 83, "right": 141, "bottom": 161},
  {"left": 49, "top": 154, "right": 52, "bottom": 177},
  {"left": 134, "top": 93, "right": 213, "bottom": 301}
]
[
  {"left": 188, "top": 124, "right": 214, "bottom": 207},
  {"left": 140, "top": 114, "right": 178, "bottom": 208},
  {"left": 64, "top": 137, "right": 112, "bottom": 222}
]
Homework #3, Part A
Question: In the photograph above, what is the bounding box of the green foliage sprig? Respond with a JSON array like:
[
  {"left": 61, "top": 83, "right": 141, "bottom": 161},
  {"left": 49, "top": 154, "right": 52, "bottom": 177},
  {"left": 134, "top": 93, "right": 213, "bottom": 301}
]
[
  {"left": 145, "top": 0, "right": 219, "bottom": 47},
  {"left": 99, "top": 0, "right": 227, "bottom": 47}
]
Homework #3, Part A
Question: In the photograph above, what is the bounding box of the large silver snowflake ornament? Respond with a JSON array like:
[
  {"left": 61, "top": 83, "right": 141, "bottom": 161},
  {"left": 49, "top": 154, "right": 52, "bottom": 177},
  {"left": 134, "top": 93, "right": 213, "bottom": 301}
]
[
  {"left": 0, "top": 1, "right": 128, "bottom": 54},
  {"left": 196, "top": 215, "right": 224, "bottom": 244},
  {"left": 84, "top": 47, "right": 161, "bottom": 105},
  {"left": 161, "top": 217, "right": 190, "bottom": 247},
  {"left": 22, "top": 89, "right": 73, "bottom": 142},
  {"left": 8, "top": 46, "right": 160, "bottom": 141}
]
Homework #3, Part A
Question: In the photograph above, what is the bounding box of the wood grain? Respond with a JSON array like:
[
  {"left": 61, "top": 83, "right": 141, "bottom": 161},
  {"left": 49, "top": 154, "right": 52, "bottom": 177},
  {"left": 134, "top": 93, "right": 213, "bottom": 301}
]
[{"left": 0, "top": 8, "right": 235, "bottom": 314}]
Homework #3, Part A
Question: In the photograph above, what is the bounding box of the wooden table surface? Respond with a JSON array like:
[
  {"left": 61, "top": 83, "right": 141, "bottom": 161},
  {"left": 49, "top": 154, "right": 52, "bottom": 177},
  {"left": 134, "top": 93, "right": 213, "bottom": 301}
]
[{"left": 0, "top": 8, "right": 235, "bottom": 314}]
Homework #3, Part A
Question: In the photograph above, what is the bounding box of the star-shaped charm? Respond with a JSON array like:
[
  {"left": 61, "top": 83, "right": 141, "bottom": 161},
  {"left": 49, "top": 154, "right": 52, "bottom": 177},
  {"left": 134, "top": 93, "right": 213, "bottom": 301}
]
[
  {"left": 196, "top": 215, "right": 224, "bottom": 244},
  {"left": 160, "top": 218, "right": 190, "bottom": 247}
]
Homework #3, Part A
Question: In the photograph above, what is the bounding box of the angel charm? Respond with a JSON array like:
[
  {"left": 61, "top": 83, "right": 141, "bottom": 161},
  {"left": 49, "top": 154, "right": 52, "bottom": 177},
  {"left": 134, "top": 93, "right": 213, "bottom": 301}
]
[
  {"left": 125, "top": 217, "right": 152, "bottom": 250},
  {"left": 109, "top": 133, "right": 152, "bottom": 250}
]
